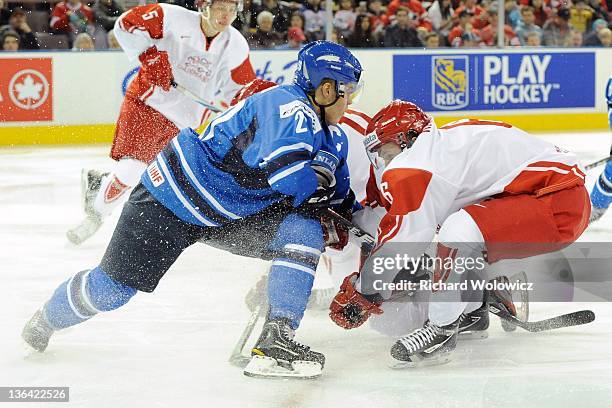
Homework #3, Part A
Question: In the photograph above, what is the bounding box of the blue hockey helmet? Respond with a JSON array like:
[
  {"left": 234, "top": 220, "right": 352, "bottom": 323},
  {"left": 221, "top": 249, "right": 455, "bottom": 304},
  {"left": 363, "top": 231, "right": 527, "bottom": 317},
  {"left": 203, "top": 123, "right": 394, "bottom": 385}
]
[{"left": 294, "top": 41, "right": 363, "bottom": 104}]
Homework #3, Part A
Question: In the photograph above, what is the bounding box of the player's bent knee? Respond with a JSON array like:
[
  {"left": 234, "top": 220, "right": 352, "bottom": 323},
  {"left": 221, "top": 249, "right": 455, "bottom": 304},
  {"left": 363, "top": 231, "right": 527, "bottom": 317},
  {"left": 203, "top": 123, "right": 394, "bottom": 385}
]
[
  {"left": 438, "top": 209, "right": 484, "bottom": 245},
  {"left": 86, "top": 266, "right": 137, "bottom": 312}
]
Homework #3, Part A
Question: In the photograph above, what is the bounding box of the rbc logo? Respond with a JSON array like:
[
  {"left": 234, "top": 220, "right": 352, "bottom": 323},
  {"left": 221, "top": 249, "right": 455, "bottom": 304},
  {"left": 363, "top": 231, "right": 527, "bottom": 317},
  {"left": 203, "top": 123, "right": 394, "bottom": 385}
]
[{"left": 432, "top": 56, "right": 469, "bottom": 110}]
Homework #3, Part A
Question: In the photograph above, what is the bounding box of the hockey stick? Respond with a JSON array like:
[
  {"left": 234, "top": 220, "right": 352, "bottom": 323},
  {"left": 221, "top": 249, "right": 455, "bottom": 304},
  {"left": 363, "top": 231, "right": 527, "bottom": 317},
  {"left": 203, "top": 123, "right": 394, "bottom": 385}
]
[
  {"left": 325, "top": 208, "right": 376, "bottom": 251},
  {"left": 171, "top": 80, "right": 223, "bottom": 113},
  {"left": 326, "top": 209, "right": 597, "bottom": 332},
  {"left": 228, "top": 303, "right": 264, "bottom": 368},
  {"left": 585, "top": 155, "right": 611, "bottom": 170},
  {"left": 488, "top": 305, "right": 595, "bottom": 332}
]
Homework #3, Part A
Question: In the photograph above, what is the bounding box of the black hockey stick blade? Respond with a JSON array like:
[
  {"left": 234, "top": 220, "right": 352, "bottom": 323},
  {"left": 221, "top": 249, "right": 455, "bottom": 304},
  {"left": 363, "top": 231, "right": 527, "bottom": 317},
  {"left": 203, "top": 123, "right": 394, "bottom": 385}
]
[
  {"left": 585, "top": 154, "right": 611, "bottom": 170},
  {"left": 488, "top": 305, "right": 595, "bottom": 332},
  {"left": 325, "top": 208, "right": 375, "bottom": 251}
]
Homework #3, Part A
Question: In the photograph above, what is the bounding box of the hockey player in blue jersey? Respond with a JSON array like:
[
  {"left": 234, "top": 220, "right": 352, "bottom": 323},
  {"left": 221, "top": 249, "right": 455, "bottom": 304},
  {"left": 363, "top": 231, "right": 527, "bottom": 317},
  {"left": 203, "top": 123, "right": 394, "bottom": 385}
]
[
  {"left": 589, "top": 75, "right": 612, "bottom": 223},
  {"left": 21, "top": 41, "right": 363, "bottom": 379}
]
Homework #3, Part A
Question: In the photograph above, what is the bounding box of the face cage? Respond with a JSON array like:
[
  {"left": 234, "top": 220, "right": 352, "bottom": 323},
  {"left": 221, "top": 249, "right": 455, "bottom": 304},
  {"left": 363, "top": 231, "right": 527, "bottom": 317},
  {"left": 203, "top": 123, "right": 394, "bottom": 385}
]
[
  {"left": 200, "top": 0, "right": 243, "bottom": 15},
  {"left": 364, "top": 132, "right": 413, "bottom": 169},
  {"left": 338, "top": 80, "right": 364, "bottom": 105}
]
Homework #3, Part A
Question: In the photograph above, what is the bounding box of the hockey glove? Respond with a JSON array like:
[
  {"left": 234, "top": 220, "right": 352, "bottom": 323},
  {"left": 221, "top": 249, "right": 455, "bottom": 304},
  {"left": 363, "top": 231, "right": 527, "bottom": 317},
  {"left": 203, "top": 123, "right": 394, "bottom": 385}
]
[
  {"left": 329, "top": 272, "right": 383, "bottom": 329},
  {"left": 139, "top": 46, "right": 173, "bottom": 92}
]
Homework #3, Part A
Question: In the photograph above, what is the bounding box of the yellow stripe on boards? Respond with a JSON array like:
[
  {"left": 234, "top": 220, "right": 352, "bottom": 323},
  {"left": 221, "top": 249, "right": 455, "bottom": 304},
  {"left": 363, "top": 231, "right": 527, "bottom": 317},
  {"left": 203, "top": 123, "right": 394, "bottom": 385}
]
[{"left": 0, "top": 112, "right": 608, "bottom": 147}]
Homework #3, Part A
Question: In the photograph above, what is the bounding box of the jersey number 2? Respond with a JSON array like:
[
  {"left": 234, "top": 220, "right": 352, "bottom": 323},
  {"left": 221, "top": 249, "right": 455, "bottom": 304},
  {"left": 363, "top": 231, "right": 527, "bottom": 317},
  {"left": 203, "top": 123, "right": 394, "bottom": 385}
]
[{"left": 295, "top": 111, "right": 308, "bottom": 134}]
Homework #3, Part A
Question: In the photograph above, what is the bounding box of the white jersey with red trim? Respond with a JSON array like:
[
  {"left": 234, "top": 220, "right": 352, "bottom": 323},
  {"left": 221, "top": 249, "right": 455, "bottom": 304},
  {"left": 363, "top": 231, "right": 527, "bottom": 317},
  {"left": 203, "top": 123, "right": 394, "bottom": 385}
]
[
  {"left": 115, "top": 3, "right": 255, "bottom": 129},
  {"left": 372, "top": 118, "right": 586, "bottom": 249},
  {"left": 338, "top": 108, "right": 372, "bottom": 202}
]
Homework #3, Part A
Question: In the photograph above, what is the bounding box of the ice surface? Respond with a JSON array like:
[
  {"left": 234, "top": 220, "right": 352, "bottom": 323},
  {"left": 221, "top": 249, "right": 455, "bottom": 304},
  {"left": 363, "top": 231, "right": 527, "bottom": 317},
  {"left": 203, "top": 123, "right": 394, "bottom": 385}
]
[{"left": 1, "top": 133, "right": 611, "bottom": 408}]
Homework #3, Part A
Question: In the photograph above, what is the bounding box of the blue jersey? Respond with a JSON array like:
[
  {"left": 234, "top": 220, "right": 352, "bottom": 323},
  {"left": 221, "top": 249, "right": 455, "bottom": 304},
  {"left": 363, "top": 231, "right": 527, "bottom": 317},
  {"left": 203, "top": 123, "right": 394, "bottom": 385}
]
[{"left": 141, "top": 84, "right": 351, "bottom": 227}]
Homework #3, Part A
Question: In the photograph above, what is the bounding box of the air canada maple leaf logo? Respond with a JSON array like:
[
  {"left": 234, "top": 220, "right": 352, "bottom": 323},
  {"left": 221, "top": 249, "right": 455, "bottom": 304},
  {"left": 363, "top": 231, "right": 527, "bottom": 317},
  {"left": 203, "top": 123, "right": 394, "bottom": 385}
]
[{"left": 9, "top": 69, "right": 50, "bottom": 110}]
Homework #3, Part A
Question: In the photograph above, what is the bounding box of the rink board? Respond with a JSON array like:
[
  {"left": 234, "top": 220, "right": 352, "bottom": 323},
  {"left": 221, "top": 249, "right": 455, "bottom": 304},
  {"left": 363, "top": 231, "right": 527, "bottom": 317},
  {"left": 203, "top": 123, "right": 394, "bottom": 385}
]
[{"left": 0, "top": 48, "right": 610, "bottom": 146}]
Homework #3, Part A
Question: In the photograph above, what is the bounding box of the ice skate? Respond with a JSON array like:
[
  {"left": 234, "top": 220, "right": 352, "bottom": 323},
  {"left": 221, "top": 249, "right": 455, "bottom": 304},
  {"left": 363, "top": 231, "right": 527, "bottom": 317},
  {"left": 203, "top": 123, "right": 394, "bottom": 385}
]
[
  {"left": 244, "top": 317, "right": 324, "bottom": 379},
  {"left": 66, "top": 169, "right": 107, "bottom": 245},
  {"left": 389, "top": 316, "right": 462, "bottom": 368},
  {"left": 459, "top": 302, "right": 489, "bottom": 339},
  {"left": 21, "top": 310, "right": 54, "bottom": 353}
]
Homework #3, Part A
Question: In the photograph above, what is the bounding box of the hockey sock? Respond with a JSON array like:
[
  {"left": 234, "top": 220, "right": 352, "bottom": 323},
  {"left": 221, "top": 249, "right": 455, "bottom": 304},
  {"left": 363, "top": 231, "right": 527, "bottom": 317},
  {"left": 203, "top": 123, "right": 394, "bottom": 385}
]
[
  {"left": 590, "top": 161, "right": 612, "bottom": 209},
  {"left": 267, "top": 214, "right": 324, "bottom": 329},
  {"left": 429, "top": 210, "right": 485, "bottom": 326},
  {"left": 93, "top": 157, "right": 147, "bottom": 216},
  {"left": 42, "top": 267, "right": 136, "bottom": 330}
]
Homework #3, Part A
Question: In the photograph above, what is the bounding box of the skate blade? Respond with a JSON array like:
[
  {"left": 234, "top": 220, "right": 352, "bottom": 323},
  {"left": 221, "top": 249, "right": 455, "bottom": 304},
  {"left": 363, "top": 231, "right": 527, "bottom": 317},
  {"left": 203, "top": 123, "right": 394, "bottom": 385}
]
[
  {"left": 243, "top": 355, "right": 322, "bottom": 379},
  {"left": 459, "top": 330, "right": 489, "bottom": 340},
  {"left": 388, "top": 352, "right": 452, "bottom": 369}
]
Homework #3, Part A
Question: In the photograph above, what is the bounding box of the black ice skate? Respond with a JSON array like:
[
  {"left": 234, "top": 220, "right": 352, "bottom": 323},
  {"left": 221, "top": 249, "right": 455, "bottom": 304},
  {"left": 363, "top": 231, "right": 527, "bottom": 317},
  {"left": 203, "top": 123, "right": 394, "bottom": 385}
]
[
  {"left": 459, "top": 302, "right": 490, "bottom": 339},
  {"left": 66, "top": 169, "right": 107, "bottom": 245},
  {"left": 389, "top": 316, "right": 462, "bottom": 368},
  {"left": 21, "top": 310, "right": 54, "bottom": 353},
  {"left": 244, "top": 317, "right": 324, "bottom": 379}
]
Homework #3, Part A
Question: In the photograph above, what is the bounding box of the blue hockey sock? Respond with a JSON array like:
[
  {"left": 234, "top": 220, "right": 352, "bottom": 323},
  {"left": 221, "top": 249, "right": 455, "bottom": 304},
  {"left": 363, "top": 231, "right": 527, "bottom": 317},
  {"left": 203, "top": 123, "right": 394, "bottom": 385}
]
[
  {"left": 43, "top": 266, "right": 137, "bottom": 330},
  {"left": 590, "top": 161, "right": 612, "bottom": 209},
  {"left": 267, "top": 213, "right": 324, "bottom": 329}
]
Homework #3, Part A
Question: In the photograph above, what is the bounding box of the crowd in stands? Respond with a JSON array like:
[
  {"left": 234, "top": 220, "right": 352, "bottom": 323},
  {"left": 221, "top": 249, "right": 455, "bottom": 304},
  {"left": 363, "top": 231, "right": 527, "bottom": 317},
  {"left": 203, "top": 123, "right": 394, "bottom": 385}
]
[{"left": 1, "top": 0, "right": 610, "bottom": 50}]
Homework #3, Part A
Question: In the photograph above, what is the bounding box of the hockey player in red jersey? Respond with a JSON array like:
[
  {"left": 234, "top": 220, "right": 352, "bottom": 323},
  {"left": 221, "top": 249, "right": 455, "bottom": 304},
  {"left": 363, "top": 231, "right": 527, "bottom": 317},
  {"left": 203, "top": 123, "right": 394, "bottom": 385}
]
[
  {"left": 329, "top": 100, "right": 591, "bottom": 367},
  {"left": 67, "top": 0, "right": 256, "bottom": 244}
]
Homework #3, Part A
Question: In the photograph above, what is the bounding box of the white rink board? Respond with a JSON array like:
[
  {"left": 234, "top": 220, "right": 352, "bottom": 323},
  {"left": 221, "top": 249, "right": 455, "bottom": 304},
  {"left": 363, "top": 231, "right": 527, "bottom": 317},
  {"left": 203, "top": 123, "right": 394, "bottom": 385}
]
[{"left": 0, "top": 48, "right": 610, "bottom": 128}]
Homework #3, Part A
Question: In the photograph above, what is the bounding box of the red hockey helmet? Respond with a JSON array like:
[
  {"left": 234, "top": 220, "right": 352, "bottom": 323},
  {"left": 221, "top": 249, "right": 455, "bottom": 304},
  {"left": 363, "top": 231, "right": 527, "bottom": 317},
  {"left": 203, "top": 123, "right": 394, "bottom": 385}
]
[
  {"left": 230, "top": 78, "right": 278, "bottom": 106},
  {"left": 364, "top": 100, "right": 431, "bottom": 168}
]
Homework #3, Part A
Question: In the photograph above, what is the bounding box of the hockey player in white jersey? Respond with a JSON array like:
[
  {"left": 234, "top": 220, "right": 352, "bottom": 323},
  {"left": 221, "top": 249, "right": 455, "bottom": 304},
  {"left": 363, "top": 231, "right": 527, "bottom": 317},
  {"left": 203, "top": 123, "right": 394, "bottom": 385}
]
[
  {"left": 67, "top": 0, "right": 256, "bottom": 245},
  {"left": 589, "top": 75, "right": 612, "bottom": 223},
  {"left": 329, "top": 100, "right": 591, "bottom": 367}
]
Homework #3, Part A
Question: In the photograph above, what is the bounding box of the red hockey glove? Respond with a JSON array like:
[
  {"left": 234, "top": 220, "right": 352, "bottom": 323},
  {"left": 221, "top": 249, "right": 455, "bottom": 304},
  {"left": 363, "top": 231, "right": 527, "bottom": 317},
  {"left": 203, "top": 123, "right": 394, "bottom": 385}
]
[
  {"left": 139, "top": 46, "right": 173, "bottom": 91},
  {"left": 329, "top": 272, "right": 383, "bottom": 329}
]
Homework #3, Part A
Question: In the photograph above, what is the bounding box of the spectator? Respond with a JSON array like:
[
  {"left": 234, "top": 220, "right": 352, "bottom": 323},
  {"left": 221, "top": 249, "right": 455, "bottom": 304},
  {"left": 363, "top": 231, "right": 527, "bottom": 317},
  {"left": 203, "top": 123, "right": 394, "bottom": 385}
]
[
  {"left": 0, "top": 0, "right": 9, "bottom": 27},
  {"left": 583, "top": 19, "right": 608, "bottom": 45},
  {"left": 565, "top": 29, "right": 584, "bottom": 46},
  {"left": 334, "top": 0, "right": 357, "bottom": 37},
  {"left": 0, "top": 8, "right": 39, "bottom": 50},
  {"left": 107, "top": 29, "right": 121, "bottom": 49},
  {"left": 302, "top": 0, "right": 326, "bottom": 41},
  {"left": 346, "top": 13, "right": 377, "bottom": 47},
  {"left": 525, "top": 30, "right": 542, "bottom": 45},
  {"left": 448, "top": 10, "right": 476, "bottom": 45},
  {"left": 289, "top": 11, "right": 306, "bottom": 31},
  {"left": 50, "top": 0, "right": 95, "bottom": 44},
  {"left": 542, "top": 8, "right": 572, "bottom": 46},
  {"left": 387, "top": 0, "right": 432, "bottom": 31},
  {"left": 72, "top": 32, "right": 94, "bottom": 50},
  {"left": 232, "top": 0, "right": 252, "bottom": 34},
  {"left": 569, "top": 0, "right": 594, "bottom": 34},
  {"left": 94, "top": 0, "right": 124, "bottom": 33},
  {"left": 586, "top": 0, "right": 608, "bottom": 21},
  {"left": 515, "top": 6, "right": 543, "bottom": 44},
  {"left": 2, "top": 29, "right": 18, "bottom": 50},
  {"left": 428, "top": 0, "right": 454, "bottom": 37},
  {"left": 479, "top": 8, "right": 519, "bottom": 46},
  {"left": 530, "top": 0, "right": 552, "bottom": 27},
  {"left": 275, "top": 26, "right": 306, "bottom": 49},
  {"left": 252, "top": 0, "right": 290, "bottom": 34},
  {"left": 597, "top": 27, "right": 611, "bottom": 46},
  {"left": 248, "top": 10, "right": 283, "bottom": 48},
  {"left": 383, "top": 7, "right": 423, "bottom": 47},
  {"left": 368, "top": 0, "right": 389, "bottom": 36},
  {"left": 454, "top": 0, "right": 485, "bottom": 19},
  {"left": 424, "top": 32, "right": 441, "bottom": 47},
  {"left": 460, "top": 31, "right": 481, "bottom": 46},
  {"left": 504, "top": 0, "right": 521, "bottom": 28}
]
